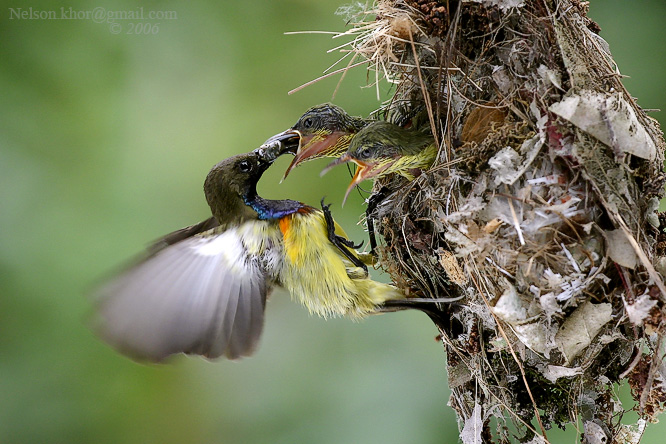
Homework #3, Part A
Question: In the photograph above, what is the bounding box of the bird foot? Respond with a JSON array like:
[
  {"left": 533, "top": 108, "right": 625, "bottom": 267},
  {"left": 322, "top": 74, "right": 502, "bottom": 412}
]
[
  {"left": 321, "top": 198, "right": 368, "bottom": 273},
  {"left": 366, "top": 186, "right": 390, "bottom": 256}
]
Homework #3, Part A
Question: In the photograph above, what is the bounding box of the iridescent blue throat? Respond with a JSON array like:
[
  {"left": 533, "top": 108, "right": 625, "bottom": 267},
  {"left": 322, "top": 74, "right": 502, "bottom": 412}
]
[{"left": 246, "top": 195, "right": 305, "bottom": 220}]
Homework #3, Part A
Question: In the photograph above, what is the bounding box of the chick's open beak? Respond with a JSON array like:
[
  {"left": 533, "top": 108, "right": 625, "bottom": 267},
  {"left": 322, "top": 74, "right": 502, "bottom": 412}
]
[
  {"left": 282, "top": 129, "right": 311, "bottom": 180},
  {"left": 343, "top": 160, "right": 397, "bottom": 204},
  {"left": 321, "top": 153, "right": 395, "bottom": 205},
  {"left": 283, "top": 130, "right": 353, "bottom": 180},
  {"left": 342, "top": 158, "right": 372, "bottom": 205},
  {"left": 320, "top": 152, "right": 353, "bottom": 177}
]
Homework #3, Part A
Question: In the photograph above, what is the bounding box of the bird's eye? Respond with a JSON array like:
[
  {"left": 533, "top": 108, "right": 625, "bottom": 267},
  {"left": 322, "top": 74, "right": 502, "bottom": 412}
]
[
  {"left": 238, "top": 160, "right": 253, "bottom": 172},
  {"left": 359, "top": 148, "right": 372, "bottom": 159},
  {"left": 302, "top": 117, "right": 314, "bottom": 129}
]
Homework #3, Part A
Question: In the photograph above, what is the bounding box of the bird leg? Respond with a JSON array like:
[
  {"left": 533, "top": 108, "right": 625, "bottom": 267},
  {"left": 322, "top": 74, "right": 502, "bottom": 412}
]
[
  {"left": 321, "top": 199, "right": 368, "bottom": 273},
  {"left": 366, "top": 186, "right": 390, "bottom": 256}
]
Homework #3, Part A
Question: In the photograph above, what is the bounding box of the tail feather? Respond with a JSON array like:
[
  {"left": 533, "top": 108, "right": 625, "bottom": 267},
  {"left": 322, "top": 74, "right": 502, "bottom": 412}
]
[{"left": 364, "top": 280, "right": 403, "bottom": 306}]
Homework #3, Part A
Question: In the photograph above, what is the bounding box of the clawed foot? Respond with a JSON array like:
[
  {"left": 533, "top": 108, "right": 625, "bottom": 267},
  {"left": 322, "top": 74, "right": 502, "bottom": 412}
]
[
  {"left": 366, "top": 186, "right": 390, "bottom": 256},
  {"left": 321, "top": 198, "right": 368, "bottom": 273},
  {"left": 338, "top": 237, "right": 364, "bottom": 249}
]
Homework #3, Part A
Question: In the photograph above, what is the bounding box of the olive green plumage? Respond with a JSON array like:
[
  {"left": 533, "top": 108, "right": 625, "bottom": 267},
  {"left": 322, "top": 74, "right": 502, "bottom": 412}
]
[
  {"left": 321, "top": 120, "right": 437, "bottom": 202},
  {"left": 292, "top": 103, "right": 367, "bottom": 142},
  {"left": 346, "top": 121, "right": 437, "bottom": 180},
  {"left": 273, "top": 103, "right": 368, "bottom": 178}
]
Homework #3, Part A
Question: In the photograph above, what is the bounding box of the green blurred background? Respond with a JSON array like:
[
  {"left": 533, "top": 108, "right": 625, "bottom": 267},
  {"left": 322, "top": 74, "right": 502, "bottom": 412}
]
[{"left": 1, "top": 1, "right": 664, "bottom": 443}]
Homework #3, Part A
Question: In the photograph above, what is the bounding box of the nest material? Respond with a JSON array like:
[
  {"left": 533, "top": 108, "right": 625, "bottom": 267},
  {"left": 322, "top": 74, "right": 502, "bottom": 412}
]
[{"left": 334, "top": 1, "right": 666, "bottom": 442}]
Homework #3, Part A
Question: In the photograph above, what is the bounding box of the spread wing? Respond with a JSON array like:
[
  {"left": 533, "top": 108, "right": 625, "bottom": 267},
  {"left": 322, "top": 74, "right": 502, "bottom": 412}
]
[
  {"left": 92, "top": 226, "right": 270, "bottom": 362},
  {"left": 146, "top": 216, "right": 220, "bottom": 255}
]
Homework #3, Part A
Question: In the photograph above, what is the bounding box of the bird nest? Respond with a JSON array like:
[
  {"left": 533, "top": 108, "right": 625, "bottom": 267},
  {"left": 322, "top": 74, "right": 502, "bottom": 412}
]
[{"left": 327, "top": 0, "right": 666, "bottom": 442}]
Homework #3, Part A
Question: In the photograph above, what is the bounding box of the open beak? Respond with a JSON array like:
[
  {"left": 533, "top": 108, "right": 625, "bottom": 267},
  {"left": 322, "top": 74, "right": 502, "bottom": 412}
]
[
  {"left": 320, "top": 152, "right": 353, "bottom": 177},
  {"left": 341, "top": 159, "right": 372, "bottom": 205},
  {"left": 343, "top": 160, "right": 395, "bottom": 204},
  {"left": 283, "top": 130, "right": 350, "bottom": 180},
  {"left": 321, "top": 154, "right": 395, "bottom": 205}
]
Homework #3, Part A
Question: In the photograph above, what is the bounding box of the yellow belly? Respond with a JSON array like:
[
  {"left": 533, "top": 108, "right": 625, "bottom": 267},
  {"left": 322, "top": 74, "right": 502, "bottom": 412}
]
[{"left": 277, "top": 210, "right": 400, "bottom": 318}]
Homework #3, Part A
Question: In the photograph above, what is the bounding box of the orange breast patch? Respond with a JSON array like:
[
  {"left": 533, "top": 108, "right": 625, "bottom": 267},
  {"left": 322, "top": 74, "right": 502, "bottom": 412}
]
[{"left": 278, "top": 214, "right": 293, "bottom": 237}]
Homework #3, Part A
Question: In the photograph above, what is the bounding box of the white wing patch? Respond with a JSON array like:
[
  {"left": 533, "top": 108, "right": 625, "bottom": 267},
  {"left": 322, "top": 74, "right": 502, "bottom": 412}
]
[
  {"left": 192, "top": 232, "right": 239, "bottom": 257},
  {"left": 93, "top": 221, "right": 272, "bottom": 361}
]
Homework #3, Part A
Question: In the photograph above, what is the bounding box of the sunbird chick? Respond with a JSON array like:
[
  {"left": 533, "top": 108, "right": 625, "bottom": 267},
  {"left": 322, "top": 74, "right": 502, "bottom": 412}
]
[
  {"left": 92, "top": 148, "right": 401, "bottom": 362},
  {"left": 322, "top": 120, "right": 438, "bottom": 203},
  {"left": 270, "top": 103, "right": 368, "bottom": 179}
]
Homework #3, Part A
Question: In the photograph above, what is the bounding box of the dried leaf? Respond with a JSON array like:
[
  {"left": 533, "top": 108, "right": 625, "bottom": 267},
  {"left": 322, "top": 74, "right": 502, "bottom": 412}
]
[
  {"left": 483, "top": 218, "right": 503, "bottom": 234},
  {"left": 492, "top": 66, "right": 512, "bottom": 94},
  {"left": 604, "top": 229, "right": 639, "bottom": 269},
  {"left": 537, "top": 64, "right": 563, "bottom": 90},
  {"left": 492, "top": 285, "right": 527, "bottom": 324},
  {"left": 555, "top": 301, "right": 612, "bottom": 363},
  {"left": 542, "top": 365, "right": 583, "bottom": 383},
  {"left": 513, "top": 322, "right": 548, "bottom": 354},
  {"left": 460, "top": 403, "right": 483, "bottom": 444},
  {"left": 549, "top": 90, "right": 656, "bottom": 160}
]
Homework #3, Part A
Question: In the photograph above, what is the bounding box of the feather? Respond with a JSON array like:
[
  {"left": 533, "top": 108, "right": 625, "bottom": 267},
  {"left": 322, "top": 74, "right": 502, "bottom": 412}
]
[{"left": 92, "top": 224, "right": 269, "bottom": 362}]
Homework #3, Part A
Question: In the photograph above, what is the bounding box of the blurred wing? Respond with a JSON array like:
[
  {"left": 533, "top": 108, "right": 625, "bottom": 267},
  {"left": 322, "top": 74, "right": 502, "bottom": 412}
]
[
  {"left": 92, "top": 227, "right": 270, "bottom": 362},
  {"left": 146, "top": 217, "right": 220, "bottom": 255}
]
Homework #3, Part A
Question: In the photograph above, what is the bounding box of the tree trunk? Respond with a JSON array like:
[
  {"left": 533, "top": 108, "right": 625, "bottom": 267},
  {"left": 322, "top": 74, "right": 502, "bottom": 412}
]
[{"left": 341, "top": 1, "right": 666, "bottom": 442}]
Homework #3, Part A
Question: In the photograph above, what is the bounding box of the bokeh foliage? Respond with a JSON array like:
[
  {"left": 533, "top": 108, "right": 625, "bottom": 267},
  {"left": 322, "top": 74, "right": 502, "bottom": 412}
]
[{"left": 0, "top": 1, "right": 664, "bottom": 443}]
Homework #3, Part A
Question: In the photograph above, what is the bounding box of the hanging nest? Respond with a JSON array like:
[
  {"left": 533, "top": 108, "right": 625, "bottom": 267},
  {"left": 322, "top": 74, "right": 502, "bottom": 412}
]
[{"left": 329, "top": 0, "right": 666, "bottom": 442}]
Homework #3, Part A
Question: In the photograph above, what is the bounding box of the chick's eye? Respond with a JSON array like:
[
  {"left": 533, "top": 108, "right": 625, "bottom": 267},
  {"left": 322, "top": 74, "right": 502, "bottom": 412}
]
[
  {"left": 359, "top": 148, "right": 372, "bottom": 159},
  {"left": 238, "top": 160, "right": 253, "bottom": 172},
  {"left": 302, "top": 117, "right": 314, "bottom": 129}
]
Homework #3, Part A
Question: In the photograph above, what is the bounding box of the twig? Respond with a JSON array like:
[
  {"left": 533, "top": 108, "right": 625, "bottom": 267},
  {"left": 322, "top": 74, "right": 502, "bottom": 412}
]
[
  {"left": 408, "top": 28, "right": 440, "bottom": 149},
  {"left": 288, "top": 59, "right": 370, "bottom": 95},
  {"left": 469, "top": 270, "right": 549, "bottom": 442}
]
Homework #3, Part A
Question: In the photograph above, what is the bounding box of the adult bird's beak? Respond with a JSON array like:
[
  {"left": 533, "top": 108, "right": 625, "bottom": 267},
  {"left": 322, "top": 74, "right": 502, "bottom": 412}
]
[{"left": 257, "top": 130, "right": 301, "bottom": 163}]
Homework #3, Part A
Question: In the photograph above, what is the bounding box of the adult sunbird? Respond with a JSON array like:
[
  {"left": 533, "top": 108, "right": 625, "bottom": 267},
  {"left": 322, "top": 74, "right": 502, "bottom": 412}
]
[
  {"left": 269, "top": 103, "right": 368, "bottom": 179},
  {"left": 92, "top": 143, "right": 403, "bottom": 362},
  {"left": 322, "top": 121, "right": 438, "bottom": 204}
]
